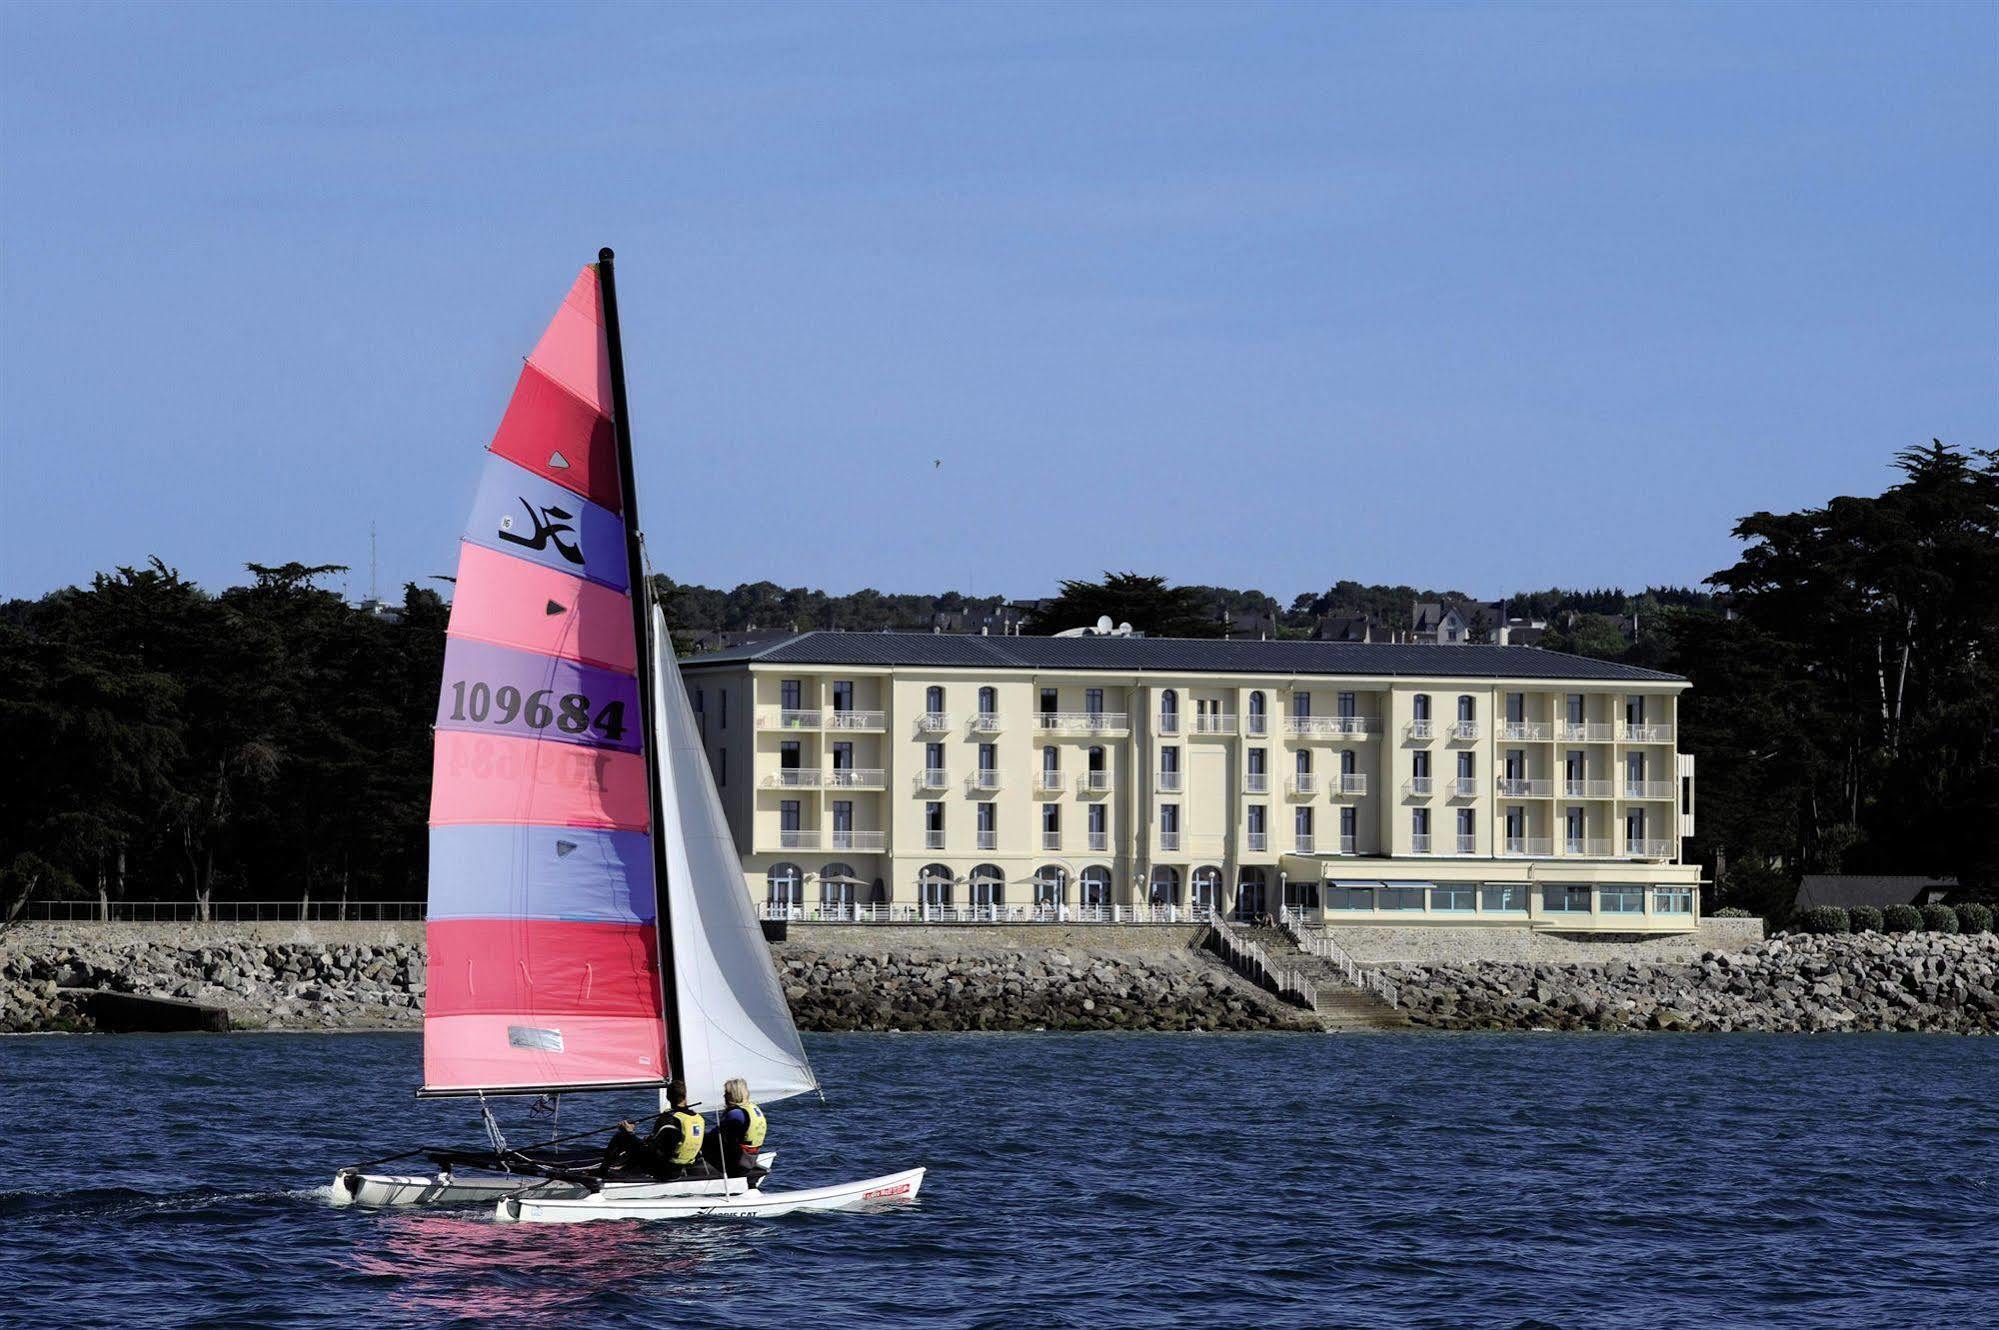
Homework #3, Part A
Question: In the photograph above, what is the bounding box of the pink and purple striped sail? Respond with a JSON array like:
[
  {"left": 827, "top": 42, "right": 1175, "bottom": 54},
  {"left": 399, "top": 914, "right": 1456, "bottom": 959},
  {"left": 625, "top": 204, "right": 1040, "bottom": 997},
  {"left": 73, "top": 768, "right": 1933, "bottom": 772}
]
[{"left": 423, "top": 265, "right": 669, "bottom": 1095}]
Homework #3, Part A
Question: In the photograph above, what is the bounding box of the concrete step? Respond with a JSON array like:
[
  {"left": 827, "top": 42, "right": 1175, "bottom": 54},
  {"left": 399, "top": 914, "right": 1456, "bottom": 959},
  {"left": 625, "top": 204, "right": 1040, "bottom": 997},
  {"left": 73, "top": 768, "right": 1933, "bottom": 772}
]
[{"left": 1230, "top": 926, "right": 1410, "bottom": 1030}]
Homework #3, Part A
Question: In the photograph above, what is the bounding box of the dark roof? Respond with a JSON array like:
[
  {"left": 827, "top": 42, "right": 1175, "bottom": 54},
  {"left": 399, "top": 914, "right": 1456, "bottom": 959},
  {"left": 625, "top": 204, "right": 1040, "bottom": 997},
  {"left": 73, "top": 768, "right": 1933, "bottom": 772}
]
[
  {"left": 678, "top": 630, "right": 1685, "bottom": 682},
  {"left": 1795, "top": 875, "right": 1959, "bottom": 910}
]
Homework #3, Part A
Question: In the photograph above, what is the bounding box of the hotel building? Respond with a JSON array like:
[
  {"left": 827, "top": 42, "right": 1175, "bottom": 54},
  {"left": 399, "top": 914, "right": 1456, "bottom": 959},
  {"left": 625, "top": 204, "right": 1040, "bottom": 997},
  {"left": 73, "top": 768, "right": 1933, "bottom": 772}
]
[{"left": 679, "top": 633, "right": 1700, "bottom": 932}]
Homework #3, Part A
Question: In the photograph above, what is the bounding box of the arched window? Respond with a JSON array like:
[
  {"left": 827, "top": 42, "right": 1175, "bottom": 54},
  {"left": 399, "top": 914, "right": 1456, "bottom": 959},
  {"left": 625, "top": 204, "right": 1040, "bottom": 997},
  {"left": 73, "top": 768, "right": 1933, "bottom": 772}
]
[
  {"left": 1033, "top": 864, "right": 1068, "bottom": 908},
  {"left": 1191, "top": 866, "right": 1222, "bottom": 915},
  {"left": 819, "top": 862, "right": 857, "bottom": 911},
  {"left": 1295, "top": 749, "right": 1311, "bottom": 775},
  {"left": 1457, "top": 694, "right": 1475, "bottom": 723},
  {"left": 977, "top": 686, "right": 997, "bottom": 716},
  {"left": 766, "top": 862, "right": 804, "bottom": 908},
  {"left": 1248, "top": 691, "right": 1266, "bottom": 717},
  {"left": 1079, "top": 866, "right": 1112, "bottom": 910},
  {"left": 968, "top": 863, "right": 1005, "bottom": 909},
  {"left": 1042, "top": 746, "right": 1060, "bottom": 774},
  {"left": 925, "top": 685, "right": 945, "bottom": 714},
  {"left": 1087, "top": 745, "right": 1106, "bottom": 773},
  {"left": 1159, "top": 688, "right": 1179, "bottom": 733},
  {"left": 1340, "top": 749, "right": 1357, "bottom": 775},
  {"left": 1413, "top": 693, "right": 1431, "bottom": 721},
  {"left": 1149, "top": 864, "right": 1181, "bottom": 906},
  {"left": 1235, "top": 866, "right": 1269, "bottom": 920},
  {"left": 917, "top": 863, "right": 954, "bottom": 907}
]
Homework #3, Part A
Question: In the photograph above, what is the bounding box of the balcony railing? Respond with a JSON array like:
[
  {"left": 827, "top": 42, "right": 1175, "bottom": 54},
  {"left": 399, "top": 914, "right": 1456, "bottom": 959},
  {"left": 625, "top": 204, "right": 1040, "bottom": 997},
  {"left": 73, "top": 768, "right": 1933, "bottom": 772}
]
[
  {"left": 825, "top": 709, "right": 885, "bottom": 730},
  {"left": 1157, "top": 712, "right": 1180, "bottom": 734},
  {"left": 914, "top": 770, "right": 950, "bottom": 792},
  {"left": 1455, "top": 834, "right": 1477, "bottom": 854},
  {"left": 1623, "top": 724, "right": 1674, "bottom": 743},
  {"left": 1159, "top": 831, "right": 1182, "bottom": 852},
  {"left": 763, "top": 769, "right": 822, "bottom": 788},
  {"left": 760, "top": 708, "right": 823, "bottom": 730},
  {"left": 1037, "top": 712, "right": 1129, "bottom": 736},
  {"left": 924, "top": 829, "right": 946, "bottom": 850},
  {"left": 1448, "top": 721, "right": 1481, "bottom": 741},
  {"left": 826, "top": 767, "right": 885, "bottom": 789},
  {"left": 1042, "top": 831, "right": 1063, "bottom": 851},
  {"left": 1559, "top": 721, "right": 1615, "bottom": 743},
  {"left": 1498, "top": 721, "right": 1551, "bottom": 741},
  {"left": 1496, "top": 777, "right": 1552, "bottom": 797},
  {"left": 1087, "top": 832, "right": 1109, "bottom": 852},
  {"left": 1294, "top": 834, "right": 1316, "bottom": 853},
  {"left": 914, "top": 711, "right": 953, "bottom": 734},
  {"left": 1338, "top": 773, "right": 1367, "bottom": 796},
  {"left": 968, "top": 713, "right": 1003, "bottom": 734},
  {"left": 1244, "top": 714, "right": 1269, "bottom": 736},
  {"left": 827, "top": 829, "right": 886, "bottom": 852},
  {"left": 1035, "top": 770, "right": 1063, "bottom": 793},
  {"left": 1158, "top": 770, "right": 1185, "bottom": 792},
  {"left": 1287, "top": 774, "right": 1319, "bottom": 796},
  {"left": 1627, "top": 838, "right": 1676, "bottom": 859},
  {"left": 1563, "top": 837, "right": 1614, "bottom": 857},
  {"left": 1286, "top": 716, "right": 1376, "bottom": 737},
  {"left": 1242, "top": 772, "right": 1267, "bottom": 794},
  {"left": 1410, "top": 833, "right": 1432, "bottom": 853},
  {"left": 1245, "top": 832, "right": 1267, "bottom": 852},
  {"left": 1623, "top": 780, "right": 1675, "bottom": 800},
  {"left": 1191, "top": 714, "right": 1238, "bottom": 735},
  {"left": 1501, "top": 836, "right": 1554, "bottom": 857},
  {"left": 965, "top": 771, "right": 1003, "bottom": 793},
  {"left": 1448, "top": 777, "right": 1478, "bottom": 798},
  {"left": 1406, "top": 719, "right": 1434, "bottom": 741},
  {"left": 759, "top": 902, "right": 1219, "bottom": 926},
  {"left": 1562, "top": 779, "right": 1613, "bottom": 799},
  {"left": 1076, "top": 772, "right": 1112, "bottom": 794},
  {"left": 778, "top": 829, "right": 820, "bottom": 849},
  {"left": 977, "top": 830, "right": 998, "bottom": 851},
  {"left": 1337, "top": 834, "right": 1357, "bottom": 855}
]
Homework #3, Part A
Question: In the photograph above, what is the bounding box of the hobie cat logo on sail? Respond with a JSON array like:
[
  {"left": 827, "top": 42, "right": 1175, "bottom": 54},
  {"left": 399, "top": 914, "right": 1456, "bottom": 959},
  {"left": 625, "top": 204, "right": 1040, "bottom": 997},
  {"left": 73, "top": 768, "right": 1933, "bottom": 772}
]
[{"left": 497, "top": 498, "right": 586, "bottom": 566}]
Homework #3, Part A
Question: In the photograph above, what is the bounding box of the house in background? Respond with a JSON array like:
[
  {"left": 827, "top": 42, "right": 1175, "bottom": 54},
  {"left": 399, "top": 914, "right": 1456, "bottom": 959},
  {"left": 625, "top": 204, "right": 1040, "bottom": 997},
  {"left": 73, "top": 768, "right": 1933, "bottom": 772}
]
[
  {"left": 1794, "top": 875, "right": 1959, "bottom": 913},
  {"left": 1412, "top": 599, "right": 1547, "bottom": 646}
]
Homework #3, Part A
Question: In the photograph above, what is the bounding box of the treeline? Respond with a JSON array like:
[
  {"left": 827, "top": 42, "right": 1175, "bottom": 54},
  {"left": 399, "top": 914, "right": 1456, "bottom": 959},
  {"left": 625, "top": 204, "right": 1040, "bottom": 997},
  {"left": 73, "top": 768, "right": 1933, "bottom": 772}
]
[{"left": 1, "top": 444, "right": 1991, "bottom": 917}]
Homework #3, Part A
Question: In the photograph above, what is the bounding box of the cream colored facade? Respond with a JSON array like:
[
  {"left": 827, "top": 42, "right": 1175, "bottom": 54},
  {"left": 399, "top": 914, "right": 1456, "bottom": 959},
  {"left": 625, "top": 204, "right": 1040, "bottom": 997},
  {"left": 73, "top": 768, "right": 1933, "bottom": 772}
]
[{"left": 680, "top": 644, "right": 1701, "bottom": 932}]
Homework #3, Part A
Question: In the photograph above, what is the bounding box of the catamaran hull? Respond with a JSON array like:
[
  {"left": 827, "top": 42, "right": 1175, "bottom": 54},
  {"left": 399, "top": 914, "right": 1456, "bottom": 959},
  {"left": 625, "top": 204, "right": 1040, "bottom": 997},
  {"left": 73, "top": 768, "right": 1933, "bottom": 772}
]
[
  {"left": 494, "top": 1166, "right": 924, "bottom": 1223},
  {"left": 332, "top": 1151, "right": 777, "bottom": 1209}
]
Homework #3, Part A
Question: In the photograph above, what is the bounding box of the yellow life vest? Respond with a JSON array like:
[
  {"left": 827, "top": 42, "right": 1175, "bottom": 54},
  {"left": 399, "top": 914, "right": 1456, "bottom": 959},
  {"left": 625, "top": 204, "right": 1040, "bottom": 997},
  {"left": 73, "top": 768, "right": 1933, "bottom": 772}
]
[
  {"left": 740, "top": 1100, "right": 767, "bottom": 1149},
  {"left": 666, "top": 1108, "right": 704, "bottom": 1166}
]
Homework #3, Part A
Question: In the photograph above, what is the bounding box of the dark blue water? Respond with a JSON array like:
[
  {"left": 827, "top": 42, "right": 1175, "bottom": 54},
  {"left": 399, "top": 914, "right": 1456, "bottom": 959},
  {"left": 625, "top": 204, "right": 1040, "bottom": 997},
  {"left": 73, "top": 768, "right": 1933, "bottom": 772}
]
[{"left": 3, "top": 1032, "right": 1995, "bottom": 1329}]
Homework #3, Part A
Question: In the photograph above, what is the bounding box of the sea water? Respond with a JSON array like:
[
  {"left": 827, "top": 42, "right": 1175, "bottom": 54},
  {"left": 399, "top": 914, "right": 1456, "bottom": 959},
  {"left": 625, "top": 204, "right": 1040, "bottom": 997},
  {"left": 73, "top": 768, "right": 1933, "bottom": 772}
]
[{"left": 2, "top": 1031, "right": 1995, "bottom": 1329}]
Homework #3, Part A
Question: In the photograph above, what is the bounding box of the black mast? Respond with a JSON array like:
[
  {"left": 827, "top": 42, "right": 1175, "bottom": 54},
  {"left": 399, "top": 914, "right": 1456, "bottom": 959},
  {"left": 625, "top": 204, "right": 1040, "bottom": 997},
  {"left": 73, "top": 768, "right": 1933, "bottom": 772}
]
[{"left": 596, "top": 247, "right": 684, "bottom": 1090}]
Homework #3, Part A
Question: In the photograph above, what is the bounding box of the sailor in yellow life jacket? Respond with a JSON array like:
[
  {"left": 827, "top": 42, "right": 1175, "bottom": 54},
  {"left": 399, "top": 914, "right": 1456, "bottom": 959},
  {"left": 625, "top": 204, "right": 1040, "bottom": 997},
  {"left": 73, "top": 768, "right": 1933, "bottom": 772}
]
[
  {"left": 704, "top": 1077, "right": 770, "bottom": 1187},
  {"left": 600, "top": 1079, "right": 706, "bottom": 1180}
]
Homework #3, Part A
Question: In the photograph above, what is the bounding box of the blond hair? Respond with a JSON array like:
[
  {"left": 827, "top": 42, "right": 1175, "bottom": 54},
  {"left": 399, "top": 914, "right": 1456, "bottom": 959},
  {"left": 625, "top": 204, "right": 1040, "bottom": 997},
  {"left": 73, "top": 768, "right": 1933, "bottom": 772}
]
[{"left": 723, "top": 1077, "right": 751, "bottom": 1106}]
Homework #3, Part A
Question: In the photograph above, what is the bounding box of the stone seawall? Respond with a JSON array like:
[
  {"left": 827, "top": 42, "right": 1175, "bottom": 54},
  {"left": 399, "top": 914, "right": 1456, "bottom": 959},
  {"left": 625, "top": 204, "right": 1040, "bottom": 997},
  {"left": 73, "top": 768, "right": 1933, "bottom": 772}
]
[
  {"left": 1389, "top": 932, "right": 1999, "bottom": 1033},
  {"left": 1329, "top": 917, "right": 1765, "bottom": 966}
]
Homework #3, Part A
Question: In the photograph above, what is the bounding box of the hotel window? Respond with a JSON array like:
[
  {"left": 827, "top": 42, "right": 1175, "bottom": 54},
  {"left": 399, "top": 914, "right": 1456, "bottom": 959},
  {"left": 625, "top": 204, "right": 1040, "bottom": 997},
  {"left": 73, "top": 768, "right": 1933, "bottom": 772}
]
[
  {"left": 978, "top": 743, "right": 997, "bottom": 774},
  {"left": 1160, "top": 805, "right": 1180, "bottom": 834},
  {"left": 1159, "top": 689, "right": 1178, "bottom": 731},
  {"left": 1088, "top": 804, "right": 1107, "bottom": 842},
  {"left": 1413, "top": 751, "right": 1430, "bottom": 780},
  {"left": 1458, "top": 751, "right": 1475, "bottom": 780},
  {"left": 1042, "top": 803, "right": 1060, "bottom": 837},
  {"left": 1600, "top": 885, "right": 1644, "bottom": 914},
  {"left": 780, "top": 801, "right": 800, "bottom": 832},
  {"left": 1247, "top": 805, "right": 1265, "bottom": 836},
  {"left": 1626, "top": 808, "right": 1647, "bottom": 843},
  {"left": 781, "top": 679, "right": 802, "bottom": 711},
  {"left": 1340, "top": 805, "right": 1357, "bottom": 842},
  {"left": 1337, "top": 691, "right": 1357, "bottom": 719},
  {"left": 1566, "top": 693, "right": 1584, "bottom": 724},
  {"left": 1162, "top": 746, "right": 1181, "bottom": 781},
  {"left": 1506, "top": 692, "right": 1524, "bottom": 723},
  {"left": 1456, "top": 695, "right": 1474, "bottom": 723},
  {"left": 1292, "top": 691, "right": 1311, "bottom": 717},
  {"left": 1481, "top": 883, "right": 1525, "bottom": 912},
  {"left": 925, "top": 685, "right": 945, "bottom": 714},
  {"left": 1566, "top": 807, "right": 1585, "bottom": 846},
  {"left": 1245, "top": 747, "right": 1263, "bottom": 775},
  {"left": 779, "top": 741, "right": 800, "bottom": 771},
  {"left": 1382, "top": 885, "right": 1425, "bottom": 910},
  {"left": 831, "top": 800, "right": 853, "bottom": 833},
  {"left": 1247, "top": 691, "right": 1266, "bottom": 727},
  {"left": 1340, "top": 749, "right": 1357, "bottom": 776},
  {"left": 832, "top": 679, "right": 854, "bottom": 712},
  {"left": 1505, "top": 750, "right": 1526, "bottom": 781},
  {"left": 1627, "top": 695, "right": 1646, "bottom": 726},
  {"left": 1040, "top": 687, "right": 1058, "bottom": 722},
  {"left": 1042, "top": 746, "right": 1060, "bottom": 781},
  {"left": 977, "top": 802, "right": 997, "bottom": 835},
  {"left": 832, "top": 741, "right": 853, "bottom": 770},
  {"left": 1654, "top": 886, "right": 1694, "bottom": 914},
  {"left": 1412, "top": 808, "right": 1430, "bottom": 838},
  {"left": 1085, "top": 688, "right": 1104, "bottom": 716},
  {"left": 1432, "top": 885, "right": 1475, "bottom": 912},
  {"left": 1412, "top": 693, "right": 1431, "bottom": 721},
  {"left": 1543, "top": 884, "right": 1592, "bottom": 913},
  {"left": 1327, "top": 885, "right": 1373, "bottom": 911},
  {"left": 925, "top": 742, "right": 944, "bottom": 772},
  {"left": 926, "top": 802, "right": 944, "bottom": 831},
  {"left": 977, "top": 686, "right": 997, "bottom": 717},
  {"left": 1456, "top": 807, "right": 1474, "bottom": 839},
  {"left": 1295, "top": 749, "right": 1311, "bottom": 776},
  {"left": 1566, "top": 750, "right": 1585, "bottom": 782},
  {"left": 1087, "top": 745, "right": 1106, "bottom": 774},
  {"left": 1505, "top": 806, "right": 1525, "bottom": 840},
  {"left": 1294, "top": 806, "right": 1313, "bottom": 843}
]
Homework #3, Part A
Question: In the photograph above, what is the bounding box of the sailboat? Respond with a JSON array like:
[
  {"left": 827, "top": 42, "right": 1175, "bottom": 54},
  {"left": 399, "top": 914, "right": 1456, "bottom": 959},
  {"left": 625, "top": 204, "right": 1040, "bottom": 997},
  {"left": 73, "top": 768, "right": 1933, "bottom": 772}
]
[{"left": 332, "top": 250, "right": 923, "bottom": 1223}]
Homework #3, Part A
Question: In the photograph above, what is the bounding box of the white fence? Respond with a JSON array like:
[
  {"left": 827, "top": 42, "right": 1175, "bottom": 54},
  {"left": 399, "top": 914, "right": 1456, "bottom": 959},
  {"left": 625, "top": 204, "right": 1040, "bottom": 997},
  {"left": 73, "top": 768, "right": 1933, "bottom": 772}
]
[
  {"left": 24, "top": 900, "right": 426, "bottom": 923},
  {"left": 758, "top": 902, "right": 1216, "bottom": 925},
  {"left": 1208, "top": 917, "right": 1318, "bottom": 1010}
]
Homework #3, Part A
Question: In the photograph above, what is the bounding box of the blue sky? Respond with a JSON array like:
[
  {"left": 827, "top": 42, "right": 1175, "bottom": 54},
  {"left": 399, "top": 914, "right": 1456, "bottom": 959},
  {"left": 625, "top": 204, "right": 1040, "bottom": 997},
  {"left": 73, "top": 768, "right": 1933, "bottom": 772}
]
[{"left": 2, "top": 1, "right": 1992, "bottom": 605}]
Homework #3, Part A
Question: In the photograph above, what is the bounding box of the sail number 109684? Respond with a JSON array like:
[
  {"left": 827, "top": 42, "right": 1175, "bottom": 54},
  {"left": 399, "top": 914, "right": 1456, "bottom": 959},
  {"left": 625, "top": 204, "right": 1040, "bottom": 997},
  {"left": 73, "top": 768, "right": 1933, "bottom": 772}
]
[{"left": 447, "top": 680, "right": 628, "bottom": 742}]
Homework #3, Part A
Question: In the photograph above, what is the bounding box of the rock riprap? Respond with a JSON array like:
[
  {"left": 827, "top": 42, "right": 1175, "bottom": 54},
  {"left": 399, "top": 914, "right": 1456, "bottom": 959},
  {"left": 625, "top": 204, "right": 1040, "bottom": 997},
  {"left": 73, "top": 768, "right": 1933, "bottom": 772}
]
[
  {"left": 0, "top": 937, "right": 425, "bottom": 1033},
  {"left": 1390, "top": 931, "right": 1999, "bottom": 1033}
]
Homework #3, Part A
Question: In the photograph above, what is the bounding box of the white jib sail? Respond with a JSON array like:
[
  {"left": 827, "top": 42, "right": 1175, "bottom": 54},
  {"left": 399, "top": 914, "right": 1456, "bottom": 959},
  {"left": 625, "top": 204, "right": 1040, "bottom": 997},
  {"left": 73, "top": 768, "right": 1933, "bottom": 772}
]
[{"left": 649, "top": 605, "right": 819, "bottom": 1110}]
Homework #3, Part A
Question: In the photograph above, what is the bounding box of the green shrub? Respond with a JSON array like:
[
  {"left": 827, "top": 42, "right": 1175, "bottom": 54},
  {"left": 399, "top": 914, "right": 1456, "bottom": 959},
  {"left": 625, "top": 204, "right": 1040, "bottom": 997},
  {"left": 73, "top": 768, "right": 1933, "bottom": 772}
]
[
  {"left": 1792, "top": 905, "right": 1849, "bottom": 935},
  {"left": 1921, "top": 903, "right": 1960, "bottom": 934},
  {"left": 1712, "top": 906, "right": 1751, "bottom": 918},
  {"left": 1882, "top": 904, "right": 1922, "bottom": 934},
  {"left": 1847, "top": 905, "right": 1884, "bottom": 934},
  {"left": 1954, "top": 903, "right": 1993, "bottom": 934}
]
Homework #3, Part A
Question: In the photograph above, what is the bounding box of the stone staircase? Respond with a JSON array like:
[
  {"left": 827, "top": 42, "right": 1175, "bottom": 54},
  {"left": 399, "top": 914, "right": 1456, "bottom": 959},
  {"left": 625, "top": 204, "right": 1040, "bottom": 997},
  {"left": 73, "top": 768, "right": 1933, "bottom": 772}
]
[{"left": 1237, "top": 925, "right": 1410, "bottom": 1031}]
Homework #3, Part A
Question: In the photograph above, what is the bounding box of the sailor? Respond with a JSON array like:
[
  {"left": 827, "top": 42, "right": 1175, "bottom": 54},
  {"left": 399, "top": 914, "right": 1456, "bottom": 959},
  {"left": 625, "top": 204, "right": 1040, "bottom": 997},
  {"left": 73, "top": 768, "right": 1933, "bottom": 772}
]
[
  {"left": 600, "top": 1080, "right": 707, "bottom": 1180},
  {"left": 704, "top": 1077, "right": 769, "bottom": 1187}
]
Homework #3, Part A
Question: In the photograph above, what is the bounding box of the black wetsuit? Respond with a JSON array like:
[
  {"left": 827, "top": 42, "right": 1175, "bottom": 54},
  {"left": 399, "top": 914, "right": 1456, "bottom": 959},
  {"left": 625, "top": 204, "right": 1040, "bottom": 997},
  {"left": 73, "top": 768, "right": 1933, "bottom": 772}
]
[{"left": 600, "top": 1114, "right": 707, "bottom": 1180}]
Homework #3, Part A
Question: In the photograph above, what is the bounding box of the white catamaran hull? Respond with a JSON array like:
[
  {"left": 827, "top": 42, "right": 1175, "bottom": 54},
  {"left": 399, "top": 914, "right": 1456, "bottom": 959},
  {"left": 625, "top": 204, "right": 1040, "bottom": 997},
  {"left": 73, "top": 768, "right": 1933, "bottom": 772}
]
[
  {"left": 494, "top": 1166, "right": 924, "bottom": 1223},
  {"left": 332, "top": 1151, "right": 777, "bottom": 1208}
]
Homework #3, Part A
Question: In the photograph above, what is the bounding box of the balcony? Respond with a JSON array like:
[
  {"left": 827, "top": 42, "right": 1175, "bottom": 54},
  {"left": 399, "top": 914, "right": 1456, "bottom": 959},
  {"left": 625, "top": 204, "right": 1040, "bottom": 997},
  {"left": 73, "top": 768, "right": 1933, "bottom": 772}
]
[
  {"left": 826, "top": 767, "right": 885, "bottom": 789},
  {"left": 1337, "top": 835, "right": 1358, "bottom": 855},
  {"left": 777, "top": 829, "right": 820, "bottom": 850},
  {"left": 1455, "top": 834, "right": 1477, "bottom": 855},
  {"left": 1157, "top": 712, "right": 1180, "bottom": 734},
  {"left": 913, "top": 770, "right": 950, "bottom": 792},
  {"left": 914, "top": 711, "right": 953, "bottom": 734},
  {"left": 1041, "top": 830, "right": 1063, "bottom": 852},
  {"left": 1559, "top": 721, "right": 1616, "bottom": 743},
  {"left": 1626, "top": 838, "right": 1676, "bottom": 859},
  {"left": 924, "top": 829, "right": 945, "bottom": 851},
  {"left": 1623, "top": 780, "right": 1675, "bottom": 800},
  {"left": 1448, "top": 777, "right": 1477, "bottom": 798},
  {"left": 967, "top": 713, "right": 1003, "bottom": 734},
  {"left": 1563, "top": 837, "right": 1614, "bottom": 857},
  {"left": 1406, "top": 719, "right": 1434, "bottom": 741},
  {"left": 1087, "top": 831, "right": 1109, "bottom": 852},
  {"left": 1191, "top": 713, "right": 1238, "bottom": 735},
  {"left": 1244, "top": 714, "right": 1270, "bottom": 737},
  {"left": 1498, "top": 721, "right": 1551, "bottom": 741},
  {"left": 1159, "top": 831, "right": 1182, "bottom": 852},
  {"left": 1242, "top": 772, "right": 1267, "bottom": 794},
  {"left": 1623, "top": 723, "right": 1674, "bottom": 744},
  {"left": 1286, "top": 716, "right": 1376, "bottom": 738},
  {"left": 1287, "top": 774, "right": 1319, "bottom": 797},
  {"left": 1410, "top": 833, "right": 1432, "bottom": 853},
  {"left": 1244, "top": 832, "right": 1266, "bottom": 853},
  {"left": 825, "top": 709, "right": 885, "bottom": 731},
  {"left": 1076, "top": 772, "right": 1112, "bottom": 795},
  {"left": 1158, "top": 770, "right": 1185, "bottom": 792},
  {"left": 965, "top": 771, "right": 1003, "bottom": 793},
  {"left": 827, "top": 829, "right": 886, "bottom": 852},
  {"left": 1403, "top": 776, "right": 1433, "bottom": 797},
  {"left": 763, "top": 769, "right": 823, "bottom": 789},
  {"left": 1448, "top": 721, "right": 1481, "bottom": 741},
  {"left": 1294, "top": 834, "right": 1316, "bottom": 853},
  {"left": 1562, "top": 779, "right": 1613, "bottom": 799},
  {"left": 1338, "top": 773, "right": 1367, "bottom": 796},
  {"left": 1034, "top": 771, "right": 1063, "bottom": 794},
  {"left": 1037, "top": 711, "right": 1129, "bottom": 737},
  {"left": 1501, "top": 837, "right": 1555, "bottom": 857},
  {"left": 976, "top": 830, "right": 998, "bottom": 851},
  {"left": 1496, "top": 778, "right": 1552, "bottom": 797},
  {"left": 759, "top": 708, "right": 823, "bottom": 730}
]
